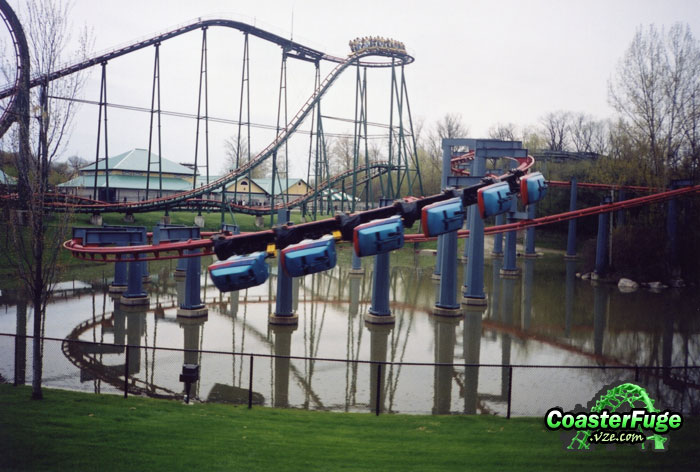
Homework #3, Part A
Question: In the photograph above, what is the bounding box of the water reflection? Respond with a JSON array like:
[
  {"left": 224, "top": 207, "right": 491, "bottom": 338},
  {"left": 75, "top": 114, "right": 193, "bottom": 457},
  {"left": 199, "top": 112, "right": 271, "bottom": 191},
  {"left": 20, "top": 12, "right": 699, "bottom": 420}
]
[{"left": 0, "top": 250, "right": 698, "bottom": 415}]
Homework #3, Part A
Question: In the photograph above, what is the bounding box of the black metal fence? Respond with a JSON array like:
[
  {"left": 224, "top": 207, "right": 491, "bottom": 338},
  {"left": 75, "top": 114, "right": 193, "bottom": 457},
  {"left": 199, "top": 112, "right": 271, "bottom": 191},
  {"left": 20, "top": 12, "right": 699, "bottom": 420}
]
[{"left": 2, "top": 333, "right": 698, "bottom": 416}]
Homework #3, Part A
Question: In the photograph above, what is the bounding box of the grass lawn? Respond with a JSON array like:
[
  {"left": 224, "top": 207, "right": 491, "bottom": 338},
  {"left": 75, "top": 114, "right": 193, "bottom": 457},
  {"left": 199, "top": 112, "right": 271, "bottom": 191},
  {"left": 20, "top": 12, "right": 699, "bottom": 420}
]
[{"left": 1, "top": 385, "right": 698, "bottom": 471}]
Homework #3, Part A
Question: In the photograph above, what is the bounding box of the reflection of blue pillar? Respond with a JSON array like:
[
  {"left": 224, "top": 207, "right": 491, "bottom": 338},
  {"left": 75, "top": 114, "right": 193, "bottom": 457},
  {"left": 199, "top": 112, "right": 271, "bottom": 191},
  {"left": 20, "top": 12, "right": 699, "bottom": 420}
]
[
  {"left": 491, "top": 213, "right": 504, "bottom": 257},
  {"left": 141, "top": 261, "right": 150, "bottom": 283},
  {"left": 177, "top": 250, "right": 208, "bottom": 317},
  {"left": 109, "top": 262, "right": 128, "bottom": 293},
  {"left": 565, "top": 178, "right": 578, "bottom": 259},
  {"left": 272, "top": 324, "right": 296, "bottom": 407},
  {"left": 349, "top": 273, "right": 361, "bottom": 317},
  {"left": 463, "top": 308, "right": 483, "bottom": 414},
  {"left": 432, "top": 315, "right": 459, "bottom": 414},
  {"left": 593, "top": 284, "right": 607, "bottom": 357},
  {"left": 521, "top": 258, "right": 534, "bottom": 330},
  {"left": 270, "top": 264, "right": 298, "bottom": 325},
  {"left": 594, "top": 197, "right": 611, "bottom": 275},
  {"left": 500, "top": 277, "right": 515, "bottom": 398},
  {"left": 564, "top": 259, "right": 576, "bottom": 338},
  {"left": 367, "top": 323, "right": 392, "bottom": 414},
  {"left": 434, "top": 230, "right": 460, "bottom": 316},
  {"left": 489, "top": 258, "right": 502, "bottom": 320},
  {"left": 524, "top": 204, "right": 537, "bottom": 257}
]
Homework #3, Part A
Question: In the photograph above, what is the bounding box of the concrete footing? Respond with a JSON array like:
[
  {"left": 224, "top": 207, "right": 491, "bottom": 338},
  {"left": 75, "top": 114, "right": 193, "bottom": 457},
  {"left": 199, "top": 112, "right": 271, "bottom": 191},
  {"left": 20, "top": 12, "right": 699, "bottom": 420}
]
[
  {"left": 255, "top": 216, "right": 264, "bottom": 228},
  {"left": 431, "top": 273, "right": 441, "bottom": 281},
  {"left": 432, "top": 305, "right": 462, "bottom": 317},
  {"left": 177, "top": 306, "right": 209, "bottom": 318},
  {"left": 108, "top": 284, "right": 127, "bottom": 294},
  {"left": 269, "top": 313, "right": 299, "bottom": 326},
  {"left": 173, "top": 269, "right": 187, "bottom": 279},
  {"left": 363, "top": 312, "right": 396, "bottom": 325},
  {"left": 90, "top": 214, "right": 103, "bottom": 226},
  {"left": 120, "top": 295, "right": 149, "bottom": 307},
  {"left": 564, "top": 254, "right": 578, "bottom": 260},
  {"left": 490, "top": 252, "right": 504, "bottom": 258},
  {"left": 521, "top": 252, "right": 540, "bottom": 259},
  {"left": 349, "top": 269, "right": 365, "bottom": 276},
  {"left": 194, "top": 215, "right": 205, "bottom": 228},
  {"left": 461, "top": 296, "right": 487, "bottom": 306},
  {"left": 160, "top": 215, "right": 171, "bottom": 225},
  {"left": 123, "top": 213, "right": 135, "bottom": 223}
]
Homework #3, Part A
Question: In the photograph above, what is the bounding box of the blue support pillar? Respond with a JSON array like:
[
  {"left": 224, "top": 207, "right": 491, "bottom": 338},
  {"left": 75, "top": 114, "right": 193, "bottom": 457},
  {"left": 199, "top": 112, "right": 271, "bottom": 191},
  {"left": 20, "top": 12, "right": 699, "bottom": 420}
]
[
  {"left": 365, "top": 200, "right": 395, "bottom": 325},
  {"left": 175, "top": 257, "right": 187, "bottom": 278},
  {"left": 365, "top": 251, "right": 394, "bottom": 324},
  {"left": 616, "top": 189, "right": 626, "bottom": 227},
  {"left": 177, "top": 250, "right": 208, "bottom": 318},
  {"left": 523, "top": 203, "right": 537, "bottom": 258},
  {"left": 270, "top": 264, "right": 298, "bottom": 325},
  {"left": 109, "top": 261, "right": 128, "bottom": 294},
  {"left": 462, "top": 154, "right": 487, "bottom": 306},
  {"left": 121, "top": 255, "right": 149, "bottom": 307},
  {"left": 594, "top": 197, "right": 611, "bottom": 276},
  {"left": 433, "top": 235, "right": 444, "bottom": 280},
  {"left": 491, "top": 212, "right": 504, "bottom": 257},
  {"left": 350, "top": 247, "right": 364, "bottom": 275},
  {"left": 434, "top": 229, "right": 461, "bottom": 316},
  {"left": 565, "top": 178, "right": 578, "bottom": 259},
  {"left": 500, "top": 210, "right": 520, "bottom": 277},
  {"left": 564, "top": 259, "right": 576, "bottom": 338},
  {"left": 461, "top": 206, "right": 471, "bottom": 262}
]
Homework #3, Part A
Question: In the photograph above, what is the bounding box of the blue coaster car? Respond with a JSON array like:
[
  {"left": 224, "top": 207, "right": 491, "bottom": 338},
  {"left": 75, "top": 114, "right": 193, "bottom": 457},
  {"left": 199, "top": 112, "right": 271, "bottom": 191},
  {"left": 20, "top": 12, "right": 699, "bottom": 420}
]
[
  {"left": 208, "top": 252, "right": 269, "bottom": 292},
  {"left": 519, "top": 172, "right": 548, "bottom": 205},
  {"left": 353, "top": 216, "right": 404, "bottom": 257},
  {"left": 421, "top": 197, "right": 465, "bottom": 237},
  {"left": 281, "top": 235, "right": 337, "bottom": 277},
  {"left": 477, "top": 181, "right": 513, "bottom": 218}
]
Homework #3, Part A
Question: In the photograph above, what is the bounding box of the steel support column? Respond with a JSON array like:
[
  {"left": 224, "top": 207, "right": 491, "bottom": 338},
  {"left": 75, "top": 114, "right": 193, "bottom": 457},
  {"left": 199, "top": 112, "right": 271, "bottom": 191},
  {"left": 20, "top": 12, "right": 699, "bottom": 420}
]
[{"left": 565, "top": 177, "right": 578, "bottom": 259}]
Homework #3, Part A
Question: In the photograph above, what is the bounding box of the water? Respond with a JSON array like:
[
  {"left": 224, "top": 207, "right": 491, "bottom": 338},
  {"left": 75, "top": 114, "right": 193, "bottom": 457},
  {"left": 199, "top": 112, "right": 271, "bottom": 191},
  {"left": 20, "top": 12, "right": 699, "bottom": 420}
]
[{"left": 1, "top": 247, "right": 698, "bottom": 415}]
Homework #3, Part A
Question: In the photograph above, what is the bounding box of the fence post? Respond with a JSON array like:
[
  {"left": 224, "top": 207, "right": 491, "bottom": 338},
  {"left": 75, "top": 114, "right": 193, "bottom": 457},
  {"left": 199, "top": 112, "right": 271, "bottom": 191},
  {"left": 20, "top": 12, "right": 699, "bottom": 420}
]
[
  {"left": 248, "top": 355, "right": 254, "bottom": 409},
  {"left": 124, "top": 344, "right": 129, "bottom": 399},
  {"left": 376, "top": 363, "right": 382, "bottom": 416},
  {"left": 506, "top": 366, "right": 513, "bottom": 419}
]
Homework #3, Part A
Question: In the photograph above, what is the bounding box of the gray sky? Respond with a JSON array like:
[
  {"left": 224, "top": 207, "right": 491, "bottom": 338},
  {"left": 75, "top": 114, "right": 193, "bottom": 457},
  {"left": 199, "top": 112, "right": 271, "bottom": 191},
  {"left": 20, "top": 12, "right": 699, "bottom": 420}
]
[{"left": 7, "top": 0, "right": 700, "bottom": 176}]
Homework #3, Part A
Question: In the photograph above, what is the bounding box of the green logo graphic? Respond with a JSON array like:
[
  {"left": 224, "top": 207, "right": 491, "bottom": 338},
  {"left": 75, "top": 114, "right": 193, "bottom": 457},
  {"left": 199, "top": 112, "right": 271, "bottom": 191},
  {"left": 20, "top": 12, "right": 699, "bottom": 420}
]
[{"left": 545, "top": 383, "right": 683, "bottom": 451}]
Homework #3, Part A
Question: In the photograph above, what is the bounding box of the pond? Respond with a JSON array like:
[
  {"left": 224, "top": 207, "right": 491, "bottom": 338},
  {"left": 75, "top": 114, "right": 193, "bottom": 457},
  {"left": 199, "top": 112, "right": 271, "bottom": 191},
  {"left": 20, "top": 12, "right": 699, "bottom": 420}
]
[{"left": 1, "top": 245, "right": 698, "bottom": 416}]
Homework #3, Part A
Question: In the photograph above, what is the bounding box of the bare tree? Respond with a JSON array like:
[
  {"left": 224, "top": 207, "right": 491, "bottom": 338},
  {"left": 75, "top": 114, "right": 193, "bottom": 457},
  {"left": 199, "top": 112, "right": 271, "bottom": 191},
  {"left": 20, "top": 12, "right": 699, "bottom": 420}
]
[
  {"left": 488, "top": 122, "right": 518, "bottom": 141},
  {"left": 222, "top": 135, "right": 268, "bottom": 178},
  {"left": 0, "top": 0, "right": 91, "bottom": 400},
  {"left": 540, "top": 111, "right": 571, "bottom": 151},
  {"left": 609, "top": 23, "right": 700, "bottom": 177}
]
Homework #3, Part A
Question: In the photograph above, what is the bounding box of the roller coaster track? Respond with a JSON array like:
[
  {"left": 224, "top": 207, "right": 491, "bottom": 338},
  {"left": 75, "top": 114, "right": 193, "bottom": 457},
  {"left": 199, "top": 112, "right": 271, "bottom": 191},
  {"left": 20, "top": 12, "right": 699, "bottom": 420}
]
[
  {"left": 0, "top": 17, "right": 413, "bottom": 214},
  {"left": 175, "top": 162, "right": 393, "bottom": 215},
  {"left": 63, "top": 180, "right": 700, "bottom": 262},
  {"left": 0, "top": 0, "right": 30, "bottom": 138}
]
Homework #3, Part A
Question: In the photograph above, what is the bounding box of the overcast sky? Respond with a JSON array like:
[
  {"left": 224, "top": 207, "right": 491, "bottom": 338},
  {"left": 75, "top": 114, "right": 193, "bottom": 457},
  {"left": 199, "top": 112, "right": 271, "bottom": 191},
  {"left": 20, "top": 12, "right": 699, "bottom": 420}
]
[{"left": 6, "top": 0, "right": 700, "bottom": 176}]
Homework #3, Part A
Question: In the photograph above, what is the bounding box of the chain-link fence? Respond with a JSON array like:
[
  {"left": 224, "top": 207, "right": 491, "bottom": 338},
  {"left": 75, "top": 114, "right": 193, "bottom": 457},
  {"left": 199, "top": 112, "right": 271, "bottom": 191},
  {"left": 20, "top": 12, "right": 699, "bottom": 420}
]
[{"left": 2, "top": 333, "right": 698, "bottom": 416}]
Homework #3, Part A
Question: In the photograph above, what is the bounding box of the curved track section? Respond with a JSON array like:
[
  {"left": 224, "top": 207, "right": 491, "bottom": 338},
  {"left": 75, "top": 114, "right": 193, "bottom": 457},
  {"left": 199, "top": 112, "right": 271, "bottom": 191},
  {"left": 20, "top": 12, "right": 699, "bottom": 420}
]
[{"left": 0, "top": 0, "right": 30, "bottom": 138}]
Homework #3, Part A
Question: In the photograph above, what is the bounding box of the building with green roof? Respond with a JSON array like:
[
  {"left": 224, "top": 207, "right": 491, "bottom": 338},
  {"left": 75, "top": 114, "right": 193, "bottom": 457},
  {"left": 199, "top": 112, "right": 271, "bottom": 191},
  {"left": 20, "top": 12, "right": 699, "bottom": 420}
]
[{"left": 58, "top": 148, "right": 312, "bottom": 204}]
